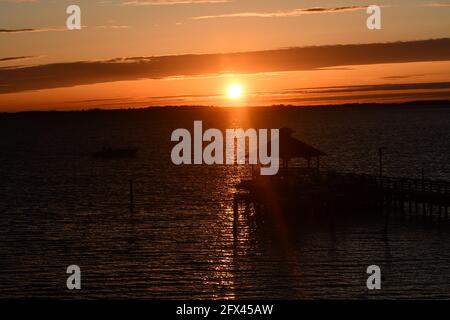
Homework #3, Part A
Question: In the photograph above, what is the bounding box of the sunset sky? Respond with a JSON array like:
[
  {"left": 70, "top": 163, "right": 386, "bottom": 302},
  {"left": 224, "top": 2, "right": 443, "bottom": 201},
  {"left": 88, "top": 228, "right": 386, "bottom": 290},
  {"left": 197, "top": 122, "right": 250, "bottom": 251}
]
[{"left": 1, "top": 0, "right": 450, "bottom": 111}]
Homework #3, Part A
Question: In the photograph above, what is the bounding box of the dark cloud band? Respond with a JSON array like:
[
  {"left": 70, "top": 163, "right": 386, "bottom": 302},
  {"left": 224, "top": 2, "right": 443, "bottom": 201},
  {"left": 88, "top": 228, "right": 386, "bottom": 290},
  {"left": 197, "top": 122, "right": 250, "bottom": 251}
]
[{"left": 1, "top": 39, "right": 449, "bottom": 94}]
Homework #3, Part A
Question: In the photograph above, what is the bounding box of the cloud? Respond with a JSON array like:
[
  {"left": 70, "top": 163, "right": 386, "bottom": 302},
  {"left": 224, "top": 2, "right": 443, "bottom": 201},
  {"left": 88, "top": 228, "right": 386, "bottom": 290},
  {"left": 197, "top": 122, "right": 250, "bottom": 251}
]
[
  {"left": 1, "top": 38, "right": 449, "bottom": 94},
  {"left": 0, "top": 0, "right": 39, "bottom": 3},
  {"left": 122, "top": 0, "right": 230, "bottom": 6},
  {"left": 0, "top": 55, "right": 38, "bottom": 62},
  {"left": 0, "top": 27, "right": 65, "bottom": 33},
  {"left": 94, "top": 25, "right": 130, "bottom": 29},
  {"left": 192, "top": 5, "right": 369, "bottom": 19},
  {"left": 418, "top": 2, "right": 450, "bottom": 7},
  {"left": 382, "top": 74, "right": 426, "bottom": 80},
  {"left": 0, "top": 28, "right": 38, "bottom": 33},
  {"left": 0, "top": 25, "right": 129, "bottom": 33},
  {"left": 282, "top": 82, "right": 450, "bottom": 95},
  {"left": 76, "top": 82, "right": 450, "bottom": 109}
]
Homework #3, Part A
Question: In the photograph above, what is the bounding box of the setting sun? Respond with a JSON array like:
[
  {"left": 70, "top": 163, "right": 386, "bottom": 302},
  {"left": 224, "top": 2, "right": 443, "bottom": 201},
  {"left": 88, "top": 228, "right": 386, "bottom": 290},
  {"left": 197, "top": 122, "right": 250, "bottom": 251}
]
[{"left": 227, "top": 84, "right": 244, "bottom": 100}]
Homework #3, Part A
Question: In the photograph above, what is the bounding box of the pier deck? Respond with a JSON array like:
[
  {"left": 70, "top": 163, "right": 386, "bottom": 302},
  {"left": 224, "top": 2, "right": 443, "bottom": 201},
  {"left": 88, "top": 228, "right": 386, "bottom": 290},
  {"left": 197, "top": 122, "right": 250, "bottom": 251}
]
[{"left": 233, "top": 169, "right": 450, "bottom": 226}]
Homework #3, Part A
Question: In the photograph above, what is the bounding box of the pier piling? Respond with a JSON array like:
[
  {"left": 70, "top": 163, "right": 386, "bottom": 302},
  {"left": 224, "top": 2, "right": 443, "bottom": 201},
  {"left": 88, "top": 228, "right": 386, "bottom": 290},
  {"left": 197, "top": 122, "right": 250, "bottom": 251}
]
[{"left": 129, "top": 179, "right": 134, "bottom": 213}]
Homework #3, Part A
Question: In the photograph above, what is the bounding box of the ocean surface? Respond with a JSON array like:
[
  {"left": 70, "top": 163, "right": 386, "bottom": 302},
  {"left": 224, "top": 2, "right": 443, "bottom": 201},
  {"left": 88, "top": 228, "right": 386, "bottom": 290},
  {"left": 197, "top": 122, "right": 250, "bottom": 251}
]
[{"left": 1, "top": 105, "right": 450, "bottom": 299}]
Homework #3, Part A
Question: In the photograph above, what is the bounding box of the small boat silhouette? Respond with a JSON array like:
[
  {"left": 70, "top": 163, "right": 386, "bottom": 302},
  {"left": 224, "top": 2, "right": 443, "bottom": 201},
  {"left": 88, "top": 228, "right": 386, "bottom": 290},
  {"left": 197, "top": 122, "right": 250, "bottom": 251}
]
[{"left": 92, "top": 147, "right": 139, "bottom": 159}]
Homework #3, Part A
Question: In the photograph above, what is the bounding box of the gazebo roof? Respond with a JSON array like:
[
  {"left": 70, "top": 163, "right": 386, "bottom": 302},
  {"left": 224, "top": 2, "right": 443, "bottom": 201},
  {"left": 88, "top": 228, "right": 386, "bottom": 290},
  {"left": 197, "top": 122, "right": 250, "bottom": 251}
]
[{"left": 279, "top": 127, "right": 327, "bottom": 160}]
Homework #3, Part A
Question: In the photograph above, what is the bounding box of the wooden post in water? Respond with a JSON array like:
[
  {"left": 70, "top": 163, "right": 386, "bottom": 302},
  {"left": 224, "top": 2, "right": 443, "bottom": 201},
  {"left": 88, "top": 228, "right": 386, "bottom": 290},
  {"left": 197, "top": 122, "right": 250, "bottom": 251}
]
[
  {"left": 393, "top": 181, "right": 398, "bottom": 213},
  {"left": 422, "top": 201, "right": 426, "bottom": 217},
  {"left": 408, "top": 181, "right": 412, "bottom": 218},
  {"left": 233, "top": 196, "right": 239, "bottom": 236},
  {"left": 379, "top": 148, "right": 384, "bottom": 178},
  {"left": 400, "top": 180, "right": 405, "bottom": 215},
  {"left": 415, "top": 180, "right": 418, "bottom": 216},
  {"left": 446, "top": 185, "right": 449, "bottom": 219},
  {"left": 384, "top": 195, "right": 391, "bottom": 239},
  {"left": 429, "top": 202, "right": 433, "bottom": 219},
  {"left": 129, "top": 179, "right": 134, "bottom": 213},
  {"left": 316, "top": 156, "right": 320, "bottom": 175},
  {"left": 421, "top": 171, "right": 426, "bottom": 217}
]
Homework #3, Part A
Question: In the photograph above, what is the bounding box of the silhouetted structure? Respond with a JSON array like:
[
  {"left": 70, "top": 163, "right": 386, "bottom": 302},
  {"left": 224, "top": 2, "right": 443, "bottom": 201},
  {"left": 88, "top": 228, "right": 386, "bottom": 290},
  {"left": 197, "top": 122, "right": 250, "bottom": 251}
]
[
  {"left": 235, "top": 129, "right": 450, "bottom": 235},
  {"left": 278, "top": 127, "right": 327, "bottom": 170}
]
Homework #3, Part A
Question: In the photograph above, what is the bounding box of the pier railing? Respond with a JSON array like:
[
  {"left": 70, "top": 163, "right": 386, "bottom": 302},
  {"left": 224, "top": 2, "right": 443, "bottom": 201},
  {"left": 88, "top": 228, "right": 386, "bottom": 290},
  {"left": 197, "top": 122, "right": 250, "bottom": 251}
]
[
  {"left": 341, "top": 173, "right": 450, "bottom": 195},
  {"left": 234, "top": 167, "right": 450, "bottom": 235},
  {"left": 248, "top": 167, "right": 450, "bottom": 195},
  {"left": 244, "top": 167, "right": 450, "bottom": 207}
]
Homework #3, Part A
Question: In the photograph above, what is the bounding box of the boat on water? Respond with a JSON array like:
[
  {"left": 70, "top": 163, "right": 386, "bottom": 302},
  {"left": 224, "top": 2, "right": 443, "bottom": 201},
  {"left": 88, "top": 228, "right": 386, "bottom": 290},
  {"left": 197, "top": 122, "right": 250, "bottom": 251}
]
[{"left": 91, "top": 147, "right": 139, "bottom": 159}]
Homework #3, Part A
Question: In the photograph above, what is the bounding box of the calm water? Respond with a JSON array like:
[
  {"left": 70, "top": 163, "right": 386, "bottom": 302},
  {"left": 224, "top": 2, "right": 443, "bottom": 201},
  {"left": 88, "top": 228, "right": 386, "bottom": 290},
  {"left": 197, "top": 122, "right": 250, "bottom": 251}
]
[{"left": 1, "top": 105, "right": 450, "bottom": 299}]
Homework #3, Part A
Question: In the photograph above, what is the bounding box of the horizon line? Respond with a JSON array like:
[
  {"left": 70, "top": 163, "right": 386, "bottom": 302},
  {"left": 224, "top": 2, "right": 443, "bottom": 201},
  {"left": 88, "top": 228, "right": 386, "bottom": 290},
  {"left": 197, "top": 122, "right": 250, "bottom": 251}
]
[{"left": 2, "top": 99, "right": 449, "bottom": 115}]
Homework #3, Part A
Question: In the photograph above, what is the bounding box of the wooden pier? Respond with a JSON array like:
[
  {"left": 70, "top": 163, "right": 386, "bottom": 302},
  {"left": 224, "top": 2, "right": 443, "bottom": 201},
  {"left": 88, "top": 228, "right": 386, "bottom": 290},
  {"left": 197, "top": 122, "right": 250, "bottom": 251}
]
[
  {"left": 373, "top": 174, "right": 450, "bottom": 219},
  {"left": 232, "top": 129, "right": 450, "bottom": 234},
  {"left": 233, "top": 169, "right": 450, "bottom": 230}
]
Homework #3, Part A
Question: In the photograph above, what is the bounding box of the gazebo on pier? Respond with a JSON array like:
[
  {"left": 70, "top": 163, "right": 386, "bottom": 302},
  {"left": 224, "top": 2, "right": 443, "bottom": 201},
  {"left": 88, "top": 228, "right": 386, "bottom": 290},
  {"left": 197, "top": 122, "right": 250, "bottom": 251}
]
[{"left": 279, "top": 128, "right": 327, "bottom": 172}]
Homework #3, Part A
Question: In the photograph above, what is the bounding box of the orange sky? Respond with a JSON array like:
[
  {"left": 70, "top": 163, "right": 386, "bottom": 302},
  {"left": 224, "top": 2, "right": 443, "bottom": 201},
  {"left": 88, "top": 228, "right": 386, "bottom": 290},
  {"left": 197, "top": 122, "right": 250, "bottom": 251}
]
[{"left": 1, "top": 0, "right": 450, "bottom": 111}]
